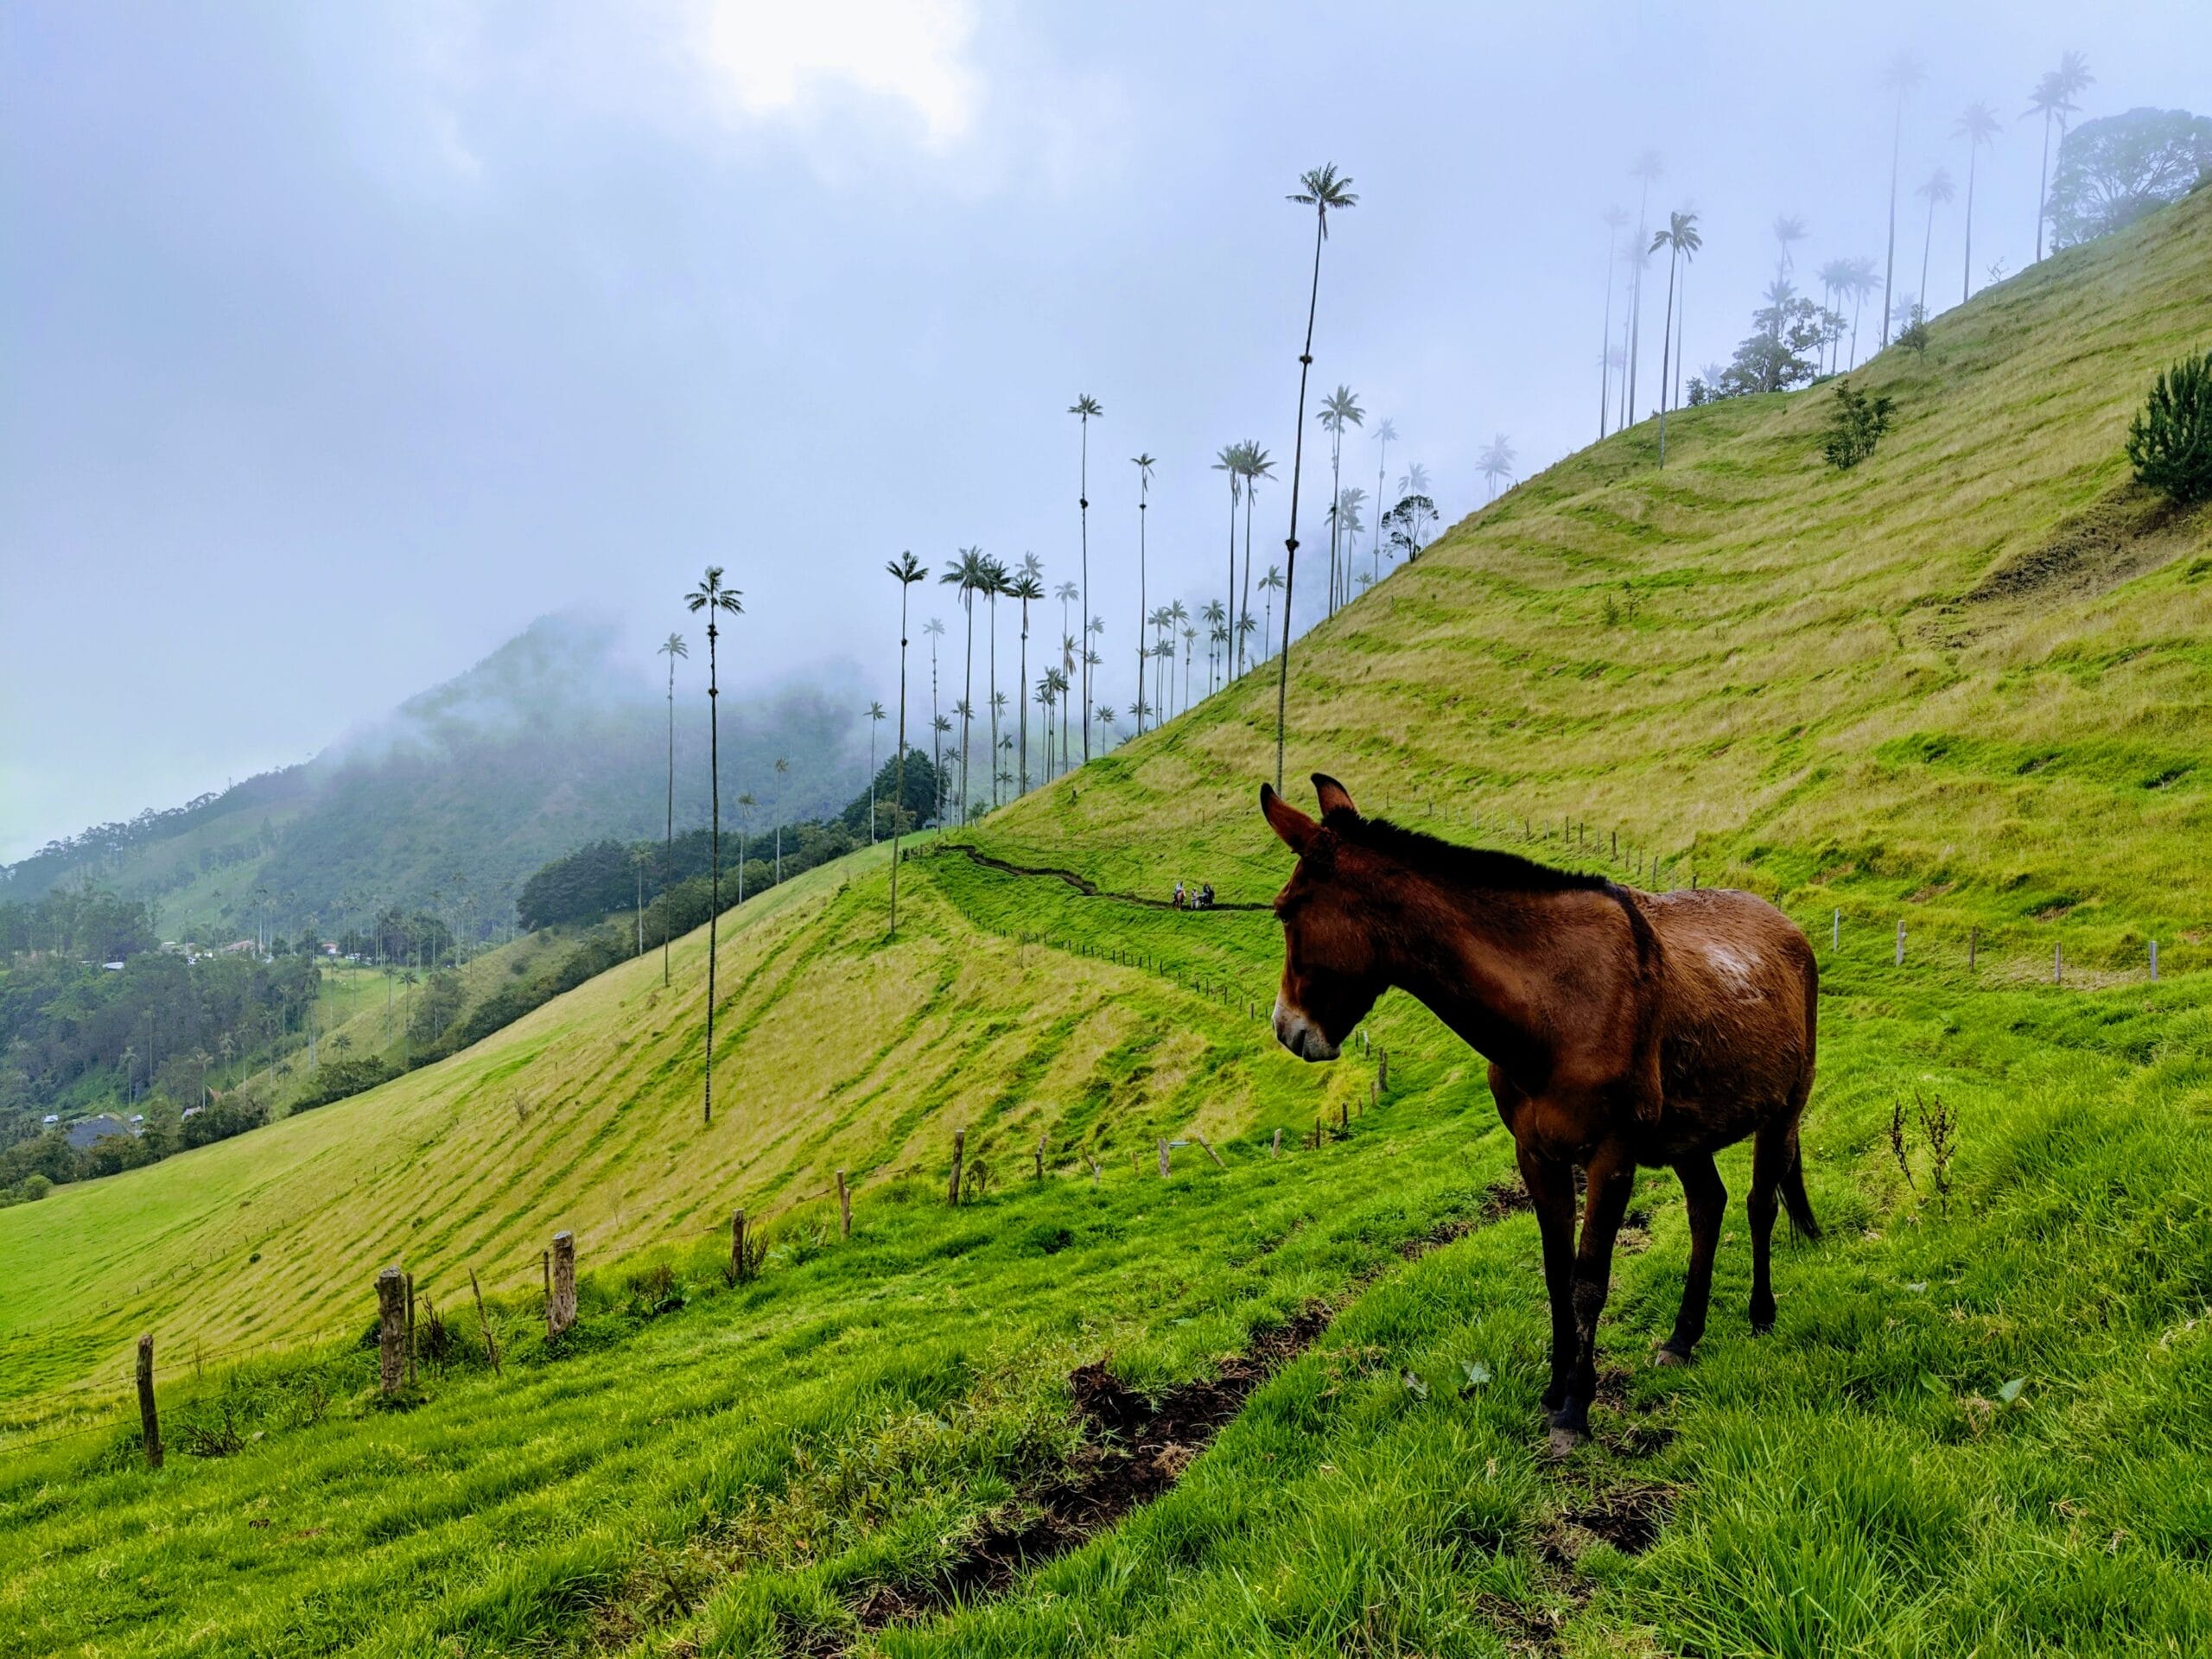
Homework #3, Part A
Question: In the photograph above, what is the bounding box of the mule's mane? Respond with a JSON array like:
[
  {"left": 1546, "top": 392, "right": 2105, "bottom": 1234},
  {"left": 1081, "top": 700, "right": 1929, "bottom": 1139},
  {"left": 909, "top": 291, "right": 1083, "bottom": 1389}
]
[{"left": 1331, "top": 812, "right": 1618, "bottom": 897}]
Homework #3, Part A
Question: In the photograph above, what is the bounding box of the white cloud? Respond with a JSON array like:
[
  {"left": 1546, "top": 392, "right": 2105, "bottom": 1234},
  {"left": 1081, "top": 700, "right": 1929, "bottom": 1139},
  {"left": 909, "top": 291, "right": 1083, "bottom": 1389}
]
[{"left": 692, "top": 0, "right": 979, "bottom": 145}]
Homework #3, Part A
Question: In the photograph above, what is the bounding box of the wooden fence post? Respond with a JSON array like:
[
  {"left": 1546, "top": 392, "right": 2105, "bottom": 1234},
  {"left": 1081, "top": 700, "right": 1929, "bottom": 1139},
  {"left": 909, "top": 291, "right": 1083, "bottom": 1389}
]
[
  {"left": 468, "top": 1268, "right": 501, "bottom": 1376},
  {"left": 1194, "top": 1134, "right": 1227, "bottom": 1169},
  {"left": 1034, "top": 1134, "right": 1046, "bottom": 1182},
  {"left": 136, "top": 1332, "right": 162, "bottom": 1469},
  {"left": 1338, "top": 1098, "right": 1349, "bottom": 1132},
  {"left": 1967, "top": 925, "right": 1977, "bottom": 970},
  {"left": 948, "top": 1129, "right": 965, "bottom": 1206},
  {"left": 729, "top": 1209, "right": 751, "bottom": 1283},
  {"left": 405, "top": 1271, "right": 417, "bottom": 1388},
  {"left": 1378, "top": 1047, "right": 1389, "bottom": 1093},
  {"left": 1158, "top": 1139, "right": 1171, "bottom": 1178},
  {"left": 1895, "top": 918, "right": 1905, "bottom": 967},
  {"left": 2150, "top": 939, "right": 2159, "bottom": 982},
  {"left": 1086, "top": 1155, "right": 1102, "bottom": 1185},
  {"left": 377, "top": 1267, "right": 407, "bottom": 1394},
  {"left": 836, "top": 1170, "right": 852, "bottom": 1238},
  {"left": 549, "top": 1231, "right": 576, "bottom": 1338},
  {"left": 1271, "top": 1127, "right": 1283, "bottom": 1159},
  {"left": 1833, "top": 910, "right": 1840, "bottom": 951},
  {"left": 2054, "top": 943, "right": 2063, "bottom": 985}
]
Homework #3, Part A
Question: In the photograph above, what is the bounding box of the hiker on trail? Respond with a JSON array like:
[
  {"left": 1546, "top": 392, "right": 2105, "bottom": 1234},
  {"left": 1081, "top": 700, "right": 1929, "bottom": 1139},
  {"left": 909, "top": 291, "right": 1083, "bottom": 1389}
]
[
  {"left": 1198, "top": 882, "right": 1215, "bottom": 910},
  {"left": 1173, "top": 880, "right": 1186, "bottom": 909}
]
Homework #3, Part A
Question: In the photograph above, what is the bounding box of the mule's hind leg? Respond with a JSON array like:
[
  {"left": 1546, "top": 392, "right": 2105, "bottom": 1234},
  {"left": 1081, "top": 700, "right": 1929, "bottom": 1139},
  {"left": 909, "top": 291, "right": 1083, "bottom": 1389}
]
[
  {"left": 1659, "top": 1152, "right": 1726, "bottom": 1364},
  {"left": 1746, "top": 1121, "right": 1796, "bottom": 1333}
]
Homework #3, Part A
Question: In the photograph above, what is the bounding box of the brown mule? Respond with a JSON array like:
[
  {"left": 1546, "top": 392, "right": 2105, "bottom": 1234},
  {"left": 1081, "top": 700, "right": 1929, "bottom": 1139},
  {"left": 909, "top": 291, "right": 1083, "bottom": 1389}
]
[{"left": 1262, "top": 774, "right": 1819, "bottom": 1446}]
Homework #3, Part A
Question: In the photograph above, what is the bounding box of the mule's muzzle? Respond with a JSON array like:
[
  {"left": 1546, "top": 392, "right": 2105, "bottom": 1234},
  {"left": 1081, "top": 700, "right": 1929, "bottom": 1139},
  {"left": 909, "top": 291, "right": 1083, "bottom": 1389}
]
[{"left": 1272, "top": 995, "right": 1340, "bottom": 1063}]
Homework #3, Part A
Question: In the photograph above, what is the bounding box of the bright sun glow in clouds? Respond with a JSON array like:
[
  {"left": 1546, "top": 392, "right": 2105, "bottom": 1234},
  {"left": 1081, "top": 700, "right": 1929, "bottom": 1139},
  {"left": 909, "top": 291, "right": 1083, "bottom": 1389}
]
[{"left": 696, "top": 0, "right": 978, "bottom": 144}]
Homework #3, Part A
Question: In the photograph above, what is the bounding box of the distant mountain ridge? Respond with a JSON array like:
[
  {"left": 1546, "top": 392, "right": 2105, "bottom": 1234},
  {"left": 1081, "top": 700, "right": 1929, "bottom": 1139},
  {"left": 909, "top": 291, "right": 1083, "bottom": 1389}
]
[{"left": 3, "top": 613, "right": 869, "bottom": 940}]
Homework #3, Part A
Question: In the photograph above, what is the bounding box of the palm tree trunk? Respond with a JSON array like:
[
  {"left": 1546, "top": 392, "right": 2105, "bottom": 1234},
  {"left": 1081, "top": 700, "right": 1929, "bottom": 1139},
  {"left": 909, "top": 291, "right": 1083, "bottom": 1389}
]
[
  {"left": 1230, "top": 480, "right": 1247, "bottom": 681},
  {"left": 1882, "top": 94, "right": 1904, "bottom": 346},
  {"left": 1077, "top": 419, "right": 1090, "bottom": 766},
  {"left": 1327, "top": 429, "right": 1343, "bottom": 613},
  {"left": 1275, "top": 207, "right": 1325, "bottom": 793},
  {"left": 1599, "top": 223, "right": 1617, "bottom": 439},
  {"left": 959, "top": 592, "right": 974, "bottom": 824},
  {"left": 1239, "top": 487, "right": 1255, "bottom": 673},
  {"left": 663, "top": 665, "right": 675, "bottom": 987},
  {"left": 868, "top": 719, "right": 878, "bottom": 842},
  {"left": 1656, "top": 248, "right": 1679, "bottom": 466},
  {"left": 987, "top": 592, "right": 1000, "bottom": 808},
  {"left": 1919, "top": 194, "right": 1936, "bottom": 312},
  {"left": 891, "top": 584, "right": 911, "bottom": 936},
  {"left": 1135, "top": 499, "right": 1147, "bottom": 734},
  {"left": 2036, "top": 113, "right": 2052, "bottom": 262},
  {"left": 703, "top": 622, "right": 721, "bottom": 1127},
  {"left": 1962, "top": 149, "right": 1977, "bottom": 304},
  {"left": 1017, "top": 601, "right": 1030, "bottom": 792}
]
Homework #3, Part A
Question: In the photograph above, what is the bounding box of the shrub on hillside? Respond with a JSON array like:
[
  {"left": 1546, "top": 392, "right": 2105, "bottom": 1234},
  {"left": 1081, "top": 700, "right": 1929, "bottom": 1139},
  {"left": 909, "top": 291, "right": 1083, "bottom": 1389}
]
[
  {"left": 292, "top": 1056, "right": 398, "bottom": 1111},
  {"left": 1822, "top": 381, "right": 1897, "bottom": 470},
  {"left": 2125, "top": 350, "right": 2212, "bottom": 505}
]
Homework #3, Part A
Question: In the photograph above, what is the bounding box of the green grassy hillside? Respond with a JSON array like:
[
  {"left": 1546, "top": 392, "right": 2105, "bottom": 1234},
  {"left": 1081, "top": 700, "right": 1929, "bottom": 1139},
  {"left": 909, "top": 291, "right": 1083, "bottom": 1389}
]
[{"left": 2, "top": 189, "right": 2209, "bottom": 1656}]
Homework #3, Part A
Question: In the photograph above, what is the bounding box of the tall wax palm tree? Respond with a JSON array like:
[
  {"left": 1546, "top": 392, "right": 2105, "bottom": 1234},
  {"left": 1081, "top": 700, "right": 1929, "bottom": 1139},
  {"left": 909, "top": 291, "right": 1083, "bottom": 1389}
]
[
  {"left": 655, "top": 632, "right": 688, "bottom": 986},
  {"left": 1164, "top": 600, "right": 1188, "bottom": 714},
  {"left": 2025, "top": 53, "right": 2091, "bottom": 263},
  {"left": 1334, "top": 487, "right": 1367, "bottom": 594},
  {"left": 922, "top": 616, "right": 946, "bottom": 821},
  {"left": 1053, "top": 581, "right": 1078, "bottom": 769},
  {"left": 1955, "top": 101, "right": 2000, "bottom": 303},
  {"left": 865, "top": 701, "right": 887, "bottom": 839},
  {"left": 1598, "top": 206, "right": 1628, "bottom": 438},
  {"left": 981, "top": 556, "right": 1007, "bottom": 807},
  {"left": 1915, "top": 167, "right": 1955, "bottom": 315},
  {"left": 941, "top": 548, "right": 988, "bottom": 823},
  {"left": 734, "top": 794, "right": 753, "bottom": 902},
  {"left": 683, "top": 565, "right": 742, "bottom": 1127},
  {"left": 1815, "top": 257, "right": 1854, "bottom": 374},
  {"left": 1211, "top": 442, "right": 1243, "bottom": 675},
  {"left": 1319, "top": 385, "right": 1364, "bottom": 613},
  {"left": 1258, "top": 564, "right": 1284, "bottom": 662},
  {"left": 887, "top": 553, "right": 927, "bottom": 935},
  {"left": 1180, "top": 624, "right": 1197, "bottom": 714},
  {"left": 1239, "top": 443, "right": 1274, "bottom": 677},
  {"left": 1033, "top": 677, "right": 1056, "bottom": 782},
  {"left": 1880, "top": 52, "right": 1925, "bottom": 347},
  {"left": 1010, "top": 559, "right": 1043, "bottom": 791},
  {"left": 1276, "top": 162, "right": 1357, "bottom": 789},
  {"left": 1199, "top": 599, "right": 1226, "bottom": 695},
  {"left": 1132, "top": 453, "right": 1156, "bottom": 732},
  {"left": 1067, "top": 393, "right": 1103, "bottom": 763},
  {"left": 1771, "top": 213, "right": 1806, "bottom": 282},
  {"left": 1057, "top": 632, "right": 1077, "bottom": 773},
  {"left": 931, "top": 713, "right": 953, "bottom": 807},
  {"left": 1626, "top": 150, "right": 1663, "bottom": 422},
  {"left": 1370, "top": 417, "right": 1395, "bottom": 576},
  {"left": 1473, "top": 440, "right": 1511, "bottom": 499},
  {"left": 772, "top": 757, "right": 789, "bottom": 884},
  {"left": 1651, "top": 208, "right": 1703, "bottom": 465},
  {"left": 1845, "top": 255, "right": 1878, "bottom": 368}
]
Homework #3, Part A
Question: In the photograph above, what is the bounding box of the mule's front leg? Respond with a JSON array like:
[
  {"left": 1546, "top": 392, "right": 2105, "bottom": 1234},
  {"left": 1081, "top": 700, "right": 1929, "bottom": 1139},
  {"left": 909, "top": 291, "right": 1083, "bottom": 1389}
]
[
  {"left": 1554, "top": 1141, "right": 1637, "bottom": 1445},
  {"left": 1516, "top": 1143, "right": 1579, "bottom": 1414},
  {"left": 1660, "top": 1152, "right": 1726, "bottom": 1364}
]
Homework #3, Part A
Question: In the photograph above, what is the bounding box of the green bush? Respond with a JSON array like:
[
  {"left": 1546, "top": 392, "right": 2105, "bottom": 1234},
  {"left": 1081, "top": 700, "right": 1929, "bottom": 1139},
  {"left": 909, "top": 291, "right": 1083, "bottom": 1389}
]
[
  {"left": 1823, "top": 380, "right": 1897, "bottom": 470},
  {"left": 2126, "top": 350, "right": 2212, "bottom": 504}
]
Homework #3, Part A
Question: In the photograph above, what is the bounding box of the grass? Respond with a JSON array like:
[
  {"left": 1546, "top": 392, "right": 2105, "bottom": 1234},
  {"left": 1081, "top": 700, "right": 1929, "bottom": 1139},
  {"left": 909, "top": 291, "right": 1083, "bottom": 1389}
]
[{"left": 3, "top": 188, "right": 2211, "bottom": 1656}]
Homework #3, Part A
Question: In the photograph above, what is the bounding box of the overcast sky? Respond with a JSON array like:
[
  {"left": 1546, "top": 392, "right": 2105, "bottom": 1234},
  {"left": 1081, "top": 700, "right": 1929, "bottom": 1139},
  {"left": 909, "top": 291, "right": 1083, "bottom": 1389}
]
[{"left": 5, "top": 0, "right": 2207, "bottom": 861}]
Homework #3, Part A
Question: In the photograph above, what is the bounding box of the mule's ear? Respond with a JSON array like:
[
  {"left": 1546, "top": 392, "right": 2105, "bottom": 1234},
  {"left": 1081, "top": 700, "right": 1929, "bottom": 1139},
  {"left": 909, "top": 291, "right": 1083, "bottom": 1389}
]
[
  {"left": 1261, "top": 782, "right": 1320, "bottom": 855},
  {"left": 1312, "top": 773, "right": 1359, "bottom": 820}
]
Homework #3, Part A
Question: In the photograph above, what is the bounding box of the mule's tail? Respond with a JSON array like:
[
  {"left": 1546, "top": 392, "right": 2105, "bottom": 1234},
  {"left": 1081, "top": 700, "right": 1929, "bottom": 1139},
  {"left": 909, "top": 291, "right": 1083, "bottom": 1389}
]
[{"left": 1780, "top": 1145, "right": 1821, "bottom": 1242}]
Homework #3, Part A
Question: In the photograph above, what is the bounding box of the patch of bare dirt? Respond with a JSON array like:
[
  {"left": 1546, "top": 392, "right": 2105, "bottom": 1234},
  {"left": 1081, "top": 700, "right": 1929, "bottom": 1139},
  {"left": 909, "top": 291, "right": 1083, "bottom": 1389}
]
[{"left": 1966, "top": 481, "right": 2203, "bottom": 605}]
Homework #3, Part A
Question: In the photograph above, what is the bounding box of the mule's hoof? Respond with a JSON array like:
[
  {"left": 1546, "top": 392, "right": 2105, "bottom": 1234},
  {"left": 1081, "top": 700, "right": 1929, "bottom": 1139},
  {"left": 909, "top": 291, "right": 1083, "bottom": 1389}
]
[
  {"left": 1749, "top": 1317, "right": 1775, "bottom": 1337},
  {"left": 1654, "top": 1342, "right": 1692, "bottom": 1368},
  {"left": 1547, "top": 1424, "right": 1586, "bottom": 1457}
]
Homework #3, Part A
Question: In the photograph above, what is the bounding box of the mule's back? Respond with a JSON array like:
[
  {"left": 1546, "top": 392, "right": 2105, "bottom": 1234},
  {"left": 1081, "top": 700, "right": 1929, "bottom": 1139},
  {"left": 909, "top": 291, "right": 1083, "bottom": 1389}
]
[{"left": 1637, "top": 887, "right": 1817, "bottom": 1141}]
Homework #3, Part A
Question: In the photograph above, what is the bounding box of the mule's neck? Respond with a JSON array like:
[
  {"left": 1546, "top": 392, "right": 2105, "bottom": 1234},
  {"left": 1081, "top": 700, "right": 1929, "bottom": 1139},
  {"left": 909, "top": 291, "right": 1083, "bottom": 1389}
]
[{"left": 1370, "top": 870, "right": 1597, "bottom": 1088}]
